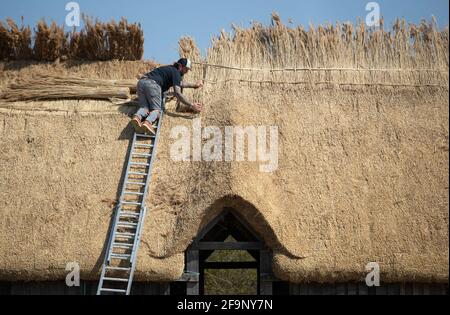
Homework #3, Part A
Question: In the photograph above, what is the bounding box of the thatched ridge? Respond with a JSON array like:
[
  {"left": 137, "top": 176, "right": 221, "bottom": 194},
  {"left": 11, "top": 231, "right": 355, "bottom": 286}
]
[{"left": 0, "top": 16, "right": 448, "bottom": 283}]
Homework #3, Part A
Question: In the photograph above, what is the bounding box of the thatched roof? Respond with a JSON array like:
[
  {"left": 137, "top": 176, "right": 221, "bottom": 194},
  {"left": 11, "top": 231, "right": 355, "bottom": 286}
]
[{"left": 0, "top": 17, "right": 448, "bottom": 283}]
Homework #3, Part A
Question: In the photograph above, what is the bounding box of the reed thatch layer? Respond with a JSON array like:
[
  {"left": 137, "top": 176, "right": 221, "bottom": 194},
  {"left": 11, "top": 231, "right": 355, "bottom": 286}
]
[
  {"left": 213, "top": 14, "right": 448, "bottom": 69},
  {"left": 0, "top": 59, "right": 157, "bottom": 81},
  {"left": 0, "top": 17, "right": 144, "bottom": 61},
  {"left": 0, "top": 60, "right": 157, "bottom": 97},
  {"left": 0, "top": 86, "right": 447, "bottom": 283},
  {"left": 1, "top": 85, "right": 130, "bottom": 102},
  {"left": 0, "top": 75, "right": 136, "bottom": 102},
  {"left": 0, "top": 60, "right": 157, "bottom": 102},
  {"left": 0, "top": 17, "right": 448, "bottom": 283},
  {"left": 197, "top": 15, "right": 448, "bottom": 89},
  {"left": 177, "top": 16, "right": 448, "bottom": 283}
]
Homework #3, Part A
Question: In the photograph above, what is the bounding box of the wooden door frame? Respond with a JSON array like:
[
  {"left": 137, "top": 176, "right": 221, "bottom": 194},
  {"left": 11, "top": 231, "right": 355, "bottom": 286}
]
[{"left": 183, "top": 209, "right": 274, "bottom": 295}]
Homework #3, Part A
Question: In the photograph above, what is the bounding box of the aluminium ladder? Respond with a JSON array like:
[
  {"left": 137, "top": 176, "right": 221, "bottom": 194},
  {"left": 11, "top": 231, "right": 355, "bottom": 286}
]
[{"left": 97, "top": 115, "right": 163, "bottom": 295}]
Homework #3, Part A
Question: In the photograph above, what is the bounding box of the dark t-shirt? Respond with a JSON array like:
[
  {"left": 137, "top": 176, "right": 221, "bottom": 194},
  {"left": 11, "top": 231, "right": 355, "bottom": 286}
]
[{"left": 144, "top": 65, "right": 182, "bottom": 93}]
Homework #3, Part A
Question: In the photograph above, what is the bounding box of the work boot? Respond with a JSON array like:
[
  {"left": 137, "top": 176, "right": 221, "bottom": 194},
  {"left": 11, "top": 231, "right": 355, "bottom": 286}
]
[
  {"left": 142, "top": 120, "right": 156, "bottom": 135},
  {"left": 131, "top": 115, "right": 143, "bottom": 132}
]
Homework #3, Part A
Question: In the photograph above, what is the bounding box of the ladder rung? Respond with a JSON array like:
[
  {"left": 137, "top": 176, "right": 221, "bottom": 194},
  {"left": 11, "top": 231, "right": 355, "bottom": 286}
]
[
  {"left": 106, "top": 266, "right": 131, "bottom": 271},
  {"left": 111, "top": 253, "right": 131, "bottom": 260},
  {"left": 103, "top": 277, "right": 129, "bottom": 283},
  {"left": 118, "top": 220, "right": 138, "bottom": 226},
  {"left": 115, "top": 232, "right": 136, "bottom": 238},
  {"left": 134, "top": 144, "right": 154, "bottom": 148},
  {"left": 130, "top": 162, "right": 150, "bottom": 166},
  {"left": 121, "top": 201, "right": 141, "bottom": 205},
  {"left": 132, "top": 153, "right": 152, "bottom": 157},
  {"left": 128, "top": 172, "right": 147, "bottom": 176},
  {"left": 100, "top": 288, "right": 127, "bottom": 295},
  {"left": 113, "top": 242, "right": 134, "bottom": 249},
  {"left": 117, "top": 222, "right": 138, "bottom": 229},
  {"left": 135, "top": 134, "right": 155, "bottom": 138},
  {"left": 124, "top": 191, "right": 144, "bottom": 196},
  {"left": 126, "top": 181, "right": 146, "bottom": 186},
  {"left": 120, "top": 211, "right": 140, "bottom": 218}
]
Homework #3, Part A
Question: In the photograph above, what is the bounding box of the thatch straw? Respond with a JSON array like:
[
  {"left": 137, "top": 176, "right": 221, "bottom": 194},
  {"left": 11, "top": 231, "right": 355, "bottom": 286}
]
[
  {"left": 0, "top": 17, "right": 144, "bottom": 61},
  {"left": 33, "top": 20, "right": 68, "bottom": 62},
  {"left": 155, "top": 15, "right": 448, "bottom": 284},
  {"left": 7, "top": 74, "right": 137, "bottom": 90},
  {"left": 0, "top": 74, "right": 135, "bottom": 101},
  {"left": 70, "top": 16, "right": 144, "bottom": 61},
  {"left": 178, "top": 36, "right": 204, "bottom": 108},
  {"left": 1, "top": 86, "right": 130, "bottom": 102},
  {"left": 0, "top": 17, "right": 33, "bottom": 60},
  {"left": 194, "top": 14, "right": 448, "bottom": 88},
  {"left": 0, "top": 60, "right": 158, "bottom": 93}
]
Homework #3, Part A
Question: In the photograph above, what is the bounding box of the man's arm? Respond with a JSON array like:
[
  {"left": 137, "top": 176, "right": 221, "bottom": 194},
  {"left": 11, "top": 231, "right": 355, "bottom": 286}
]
[
  {"left": 180, "top": 80, "right": 204, "bottom": 89},
  {"left": 174, "top": 86, "right": 203, "bottom": 112}
]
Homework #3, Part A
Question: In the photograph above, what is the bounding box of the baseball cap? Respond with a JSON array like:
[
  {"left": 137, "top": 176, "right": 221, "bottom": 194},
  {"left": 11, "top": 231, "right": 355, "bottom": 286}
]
[{"left": 178, "top": 58, "right": 192, "bottom": 69}]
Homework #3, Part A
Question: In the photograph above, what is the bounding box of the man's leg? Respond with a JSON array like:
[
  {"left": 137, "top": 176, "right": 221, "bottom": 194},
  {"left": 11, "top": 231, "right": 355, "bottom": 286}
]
[
  {"left": 132, "top": 80, "right": 151, "bottom": 132},
  {"left": 136, "top": 80, "right": 151, "bottom": 119},
  {"left": 146, "top": 110, "right": 160, "bottom": 124},
  {"left": 141, "top": 81, "right": 162, "bottom": 135},
  {"left": 135, "top": 108, "right": 150, "bottom": 120},
  {"left": 145, "top": 92, "right": 165, "bottom": 124}
]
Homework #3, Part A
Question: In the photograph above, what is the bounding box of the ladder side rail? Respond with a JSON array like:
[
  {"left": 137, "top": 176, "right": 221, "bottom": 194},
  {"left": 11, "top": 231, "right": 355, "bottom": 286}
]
[
  {"left": 126, "top": 205, "right": 148, "bottom": 295},
  {"left": 106, "top": 132, "right": 138, "bottom": 263},
  {"left": 129, "top": 112, "right": 164, "bottom": 264},
  {"left": 127, "top": 113, "right": 164, "bottom": 294},
  {"left": 97, "top": 202, "right": 122, "bottom": 294},
  {"left": 141, "top": 111, "right": 164, "bottom": 205},
  {"left": 97, "top": 133, "right": 138, "bottom": 295}
]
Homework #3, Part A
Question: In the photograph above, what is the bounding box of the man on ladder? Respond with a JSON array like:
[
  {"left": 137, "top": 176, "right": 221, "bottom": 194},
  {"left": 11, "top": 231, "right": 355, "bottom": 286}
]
[
  {"left": 96, "top": 58, "right": 203, "bottom": 295},
  {"left": 132, "top": 58, "right": 204, "bottom": 134}
]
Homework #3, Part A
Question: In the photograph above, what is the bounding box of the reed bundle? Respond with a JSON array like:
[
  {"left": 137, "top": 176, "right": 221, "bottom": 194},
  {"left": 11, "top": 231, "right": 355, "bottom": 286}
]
[
  {"left": 0, "top": 18, "right": 33, "bottom": 60},
  {"left": 1, "top": 74, "right": 134, "bottom": 101},
  {"left": 0, "top": 17, "right": 144, "bottom": 61}
]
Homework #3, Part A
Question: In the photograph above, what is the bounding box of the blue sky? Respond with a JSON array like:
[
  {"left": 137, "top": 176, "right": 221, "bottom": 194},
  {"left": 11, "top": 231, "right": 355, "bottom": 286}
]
[{"left": 1, "top": 0, "right": 448, "bottom": 64}]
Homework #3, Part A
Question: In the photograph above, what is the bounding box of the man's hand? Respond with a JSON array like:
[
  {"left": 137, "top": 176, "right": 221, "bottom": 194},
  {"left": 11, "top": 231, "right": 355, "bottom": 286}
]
[
  {"left": 191, "top": 103, "right": 203, "bottom": 112},
  {"left": 195, "top": 80, "right": 204, "bottom": 89}
]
